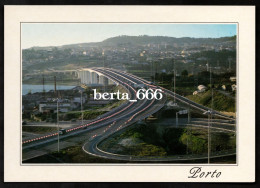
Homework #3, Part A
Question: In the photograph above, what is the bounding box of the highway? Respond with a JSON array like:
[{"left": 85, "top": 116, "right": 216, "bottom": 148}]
[
  {"left": 81, "top": 68, "right": 236, "bottom": 162},
  {"left": 108, "top": 68, "right": 235, "bottom": 120},
  {"left": 22, "top": 67, "right": 235, "bottom": 162},
  {"left": 22, "top": 67, "right": 165, "bottom": 161}
]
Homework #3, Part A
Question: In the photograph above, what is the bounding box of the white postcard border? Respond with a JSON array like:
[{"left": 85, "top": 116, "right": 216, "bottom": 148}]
[{"left": 4, "top": 6, "right": 255, "bottom": 182}]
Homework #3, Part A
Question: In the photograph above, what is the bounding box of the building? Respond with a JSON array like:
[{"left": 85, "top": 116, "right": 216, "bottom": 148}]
[
  {"left": 198, "top": 85, "right": 207, "bottom": 92},
  {"left": 232, "top": 84, "right": 237, "bottom": 91},
  {"left": 39, "top": 102, "right": 71, "bottom": 113},
  {"left": 193, "top": 85, "right": 207, "bottom": 95},
  {"left": 230, "top": 76, "right": 236, "bottom": 82}
]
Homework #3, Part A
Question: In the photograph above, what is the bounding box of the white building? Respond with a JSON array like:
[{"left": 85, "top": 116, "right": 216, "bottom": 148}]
[
  {"left": 39, "top": 102, "right": 71, "bottom": 113},
  {"left": 230, "top": 77, "right": 236, "bottom": 82},
  {"left": 193, "top": 85, "right": 207, "bottom": 95},
  {"left": 232, "top": 84, "right": 237, "bottom": 91},
  {"left": 198, "top": 85, "right": 207, "bottom": 92}
]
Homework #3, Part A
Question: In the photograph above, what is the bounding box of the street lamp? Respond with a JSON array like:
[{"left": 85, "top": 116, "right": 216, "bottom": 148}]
[
  {"left": 174, "top": 64, "right": 176, "bottom": 104},
  {"left": 79, "top": 90, "right": 84, "bottom": 125},
  {"left": 203, "top": 110, "right": 215, "bottom": 164},
  {"left": 102, "top": 50, "right": 106, "bottom": 92},
  {"left": 176, "top": 111, "right": 178, "bottom": 128},
  {"left": 55, "top": 98, "right": 60, "bottom": 153},
  {"left": 171, "top": 59, "right": 177, "bottom": 105}
]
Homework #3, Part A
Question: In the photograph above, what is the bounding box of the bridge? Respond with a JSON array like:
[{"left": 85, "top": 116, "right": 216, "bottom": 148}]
[{"left": 76, "top": 68, "right": 116, "bottom": 86}]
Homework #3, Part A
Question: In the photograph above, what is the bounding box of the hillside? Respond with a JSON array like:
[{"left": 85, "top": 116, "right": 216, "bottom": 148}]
[
  {"left": 26, "top": 35, "right": 236, "bottom": 50},
  {"left": 186, "top": 90, "right": 235, "bottom": 112},
  {"left": 102, "top": 35, "right": 236, "bottom": 46},
  {"left": 22, "top": 35, "right": 237, "bottom": 75}
]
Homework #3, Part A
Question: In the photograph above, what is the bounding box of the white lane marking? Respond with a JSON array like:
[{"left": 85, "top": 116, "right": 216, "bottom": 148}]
[{"left": 129, "top": 100, "right": 137, "bottom": 102}]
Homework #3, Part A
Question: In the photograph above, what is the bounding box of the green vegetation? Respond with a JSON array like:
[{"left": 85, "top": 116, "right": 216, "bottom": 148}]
[
  {"left": 190, "top": 49, "right": 236, "bottom": 68},
  {"left": 153, "top": 71, "right": 235, "bottom": 90},
  {"left": 133, "top": 143, "right": 167, "bottom": 157},
  {"left": 83, "top": 110, "right": 107, "bottom": 119},
  {"left": 186, "top": 90, "right": 235, "bottom": 112},
  {"left": 103, "top": 35, "right": 236, "bottom": 47},
  {"left": 103, "top": 99, "right": 125, "bottom": 110},
  {"left": 31, "top": 112, "right": 57, "bottom": 122},
  {"left": 23, "top": 145, "right": 124, "bottom": 163},
  {"left": 99, "top": 124, "right": 167, "bottom": 157},
  {"left": 59, "top": 110, "right": 108, "bottom": 121},
  {"left": 100, "top": 123, "right": 236, "bottom": 157},
  {"left": 180, "top": 131, "right": 207, "bottom": 154},
  {"left": 22, "top": 126, "right": 57, "bottom": 134},
  {"left": 29, "top": 109, "right": 108, "bottom": 122}
]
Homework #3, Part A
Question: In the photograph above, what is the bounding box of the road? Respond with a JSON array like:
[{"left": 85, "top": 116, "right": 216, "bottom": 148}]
[
  {"left": 22, "top": 67, "right": 165, "bottom": 161},
  {"left": 22, "top": 67, "right": 235, "bottom": 162},
  {"left": 108, "top": 68, "right": 235, "bottom": 120},
  {"left": 81, "top": 68, "right": 236, "bottom": 162}
]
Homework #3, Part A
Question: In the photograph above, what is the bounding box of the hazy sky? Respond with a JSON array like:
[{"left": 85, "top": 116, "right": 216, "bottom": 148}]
[{"left": 22, "top": 23, "right": 237, "bottom": 49}]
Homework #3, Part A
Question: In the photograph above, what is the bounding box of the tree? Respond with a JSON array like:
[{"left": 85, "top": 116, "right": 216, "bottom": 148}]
[
  {"left": 85, "top": 87, "right": 92, "bottom": 98},
  {"left": 181, "top": 70, "right": 188, "bottom": 77}
]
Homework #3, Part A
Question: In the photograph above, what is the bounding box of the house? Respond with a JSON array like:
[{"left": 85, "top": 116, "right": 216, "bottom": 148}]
[
  {"left": 230, "top": 77, "right": 236, "bottom": 82},
  {"left": 198, "top": 85, "right": 207, "bottom": 92},
  {"left": 193, "top": 85, "right": 207, "bottom": 95},
  {"left": 39, "top": 102, "right": 71, "bottom": 113},
  {"left": 232, "top": 84, "right": 237, "bottom": 91}
]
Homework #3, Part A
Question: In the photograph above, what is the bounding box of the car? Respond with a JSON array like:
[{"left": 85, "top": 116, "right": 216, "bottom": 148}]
[
  {"left": 22, "top": 121, "right": 27, "bottom": 125},
  {"left": 59, "top": 129, "right": 66, "bottom": 135}
]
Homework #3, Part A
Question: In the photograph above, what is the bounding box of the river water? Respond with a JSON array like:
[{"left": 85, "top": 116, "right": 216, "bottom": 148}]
[{"left": 22, "top": 84, "right": 76, "bottom": 95}]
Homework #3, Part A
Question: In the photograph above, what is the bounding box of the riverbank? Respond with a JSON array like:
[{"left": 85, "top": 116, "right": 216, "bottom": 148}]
[
  {"left": 22, "top": 80, "right": 79, "bottom": 86},
  {"left": 22, "top": 84, "right": 77, "bottom": 95}
]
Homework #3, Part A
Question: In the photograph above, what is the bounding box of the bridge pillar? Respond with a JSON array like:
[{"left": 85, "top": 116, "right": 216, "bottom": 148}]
[
  {"left": 86, "top": 71, "right": 91, "bottom": 84},
  {"left": 108, "top": 79, "right": 115, "bottom": 85},
  {"left": 79, "top": 71, "right": 83, "bottom": 83},
  {"left": 91, "top": 72, "right": 98, "bottom": 84},
  {"left": 82, "top": 71, "right": 86, "bottom": 84},
  {"left": 78, "top": 70, "right": 90, "bottom": 84},
  {"left": 104, "top": 77, "right": 108, "bottom": 86},
  {"left": 79, "top": 71, "right": 82, "bottom": 81},
  {"left": 99, "top": 75, "right": 106, "bottom": 85}
]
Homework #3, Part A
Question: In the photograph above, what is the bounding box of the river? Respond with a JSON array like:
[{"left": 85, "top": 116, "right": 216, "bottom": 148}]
[{"left": 22, "top": 84, "right": 76, "bottom": 95}]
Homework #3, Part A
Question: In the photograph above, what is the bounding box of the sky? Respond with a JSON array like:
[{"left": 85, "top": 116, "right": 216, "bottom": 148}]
[{"left": 22, "top": 23, "right": 237, "bottom": 49}]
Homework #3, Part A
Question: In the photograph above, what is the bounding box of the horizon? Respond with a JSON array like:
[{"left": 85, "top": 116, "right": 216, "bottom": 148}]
[
  {"left": 22, "top": 23, "right": 237, "bottom": 49},
  {"left": 24, "top": 34, "right": 237, "bottom": 50}
]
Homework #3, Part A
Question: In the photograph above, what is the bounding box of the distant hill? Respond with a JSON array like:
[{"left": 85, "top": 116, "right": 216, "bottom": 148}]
[
  {"left": 27, "top": 35, "right": 236, "bottom": 50},
  {"left": 102, "top": 35, "right": 236, "bottom": 46}
]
